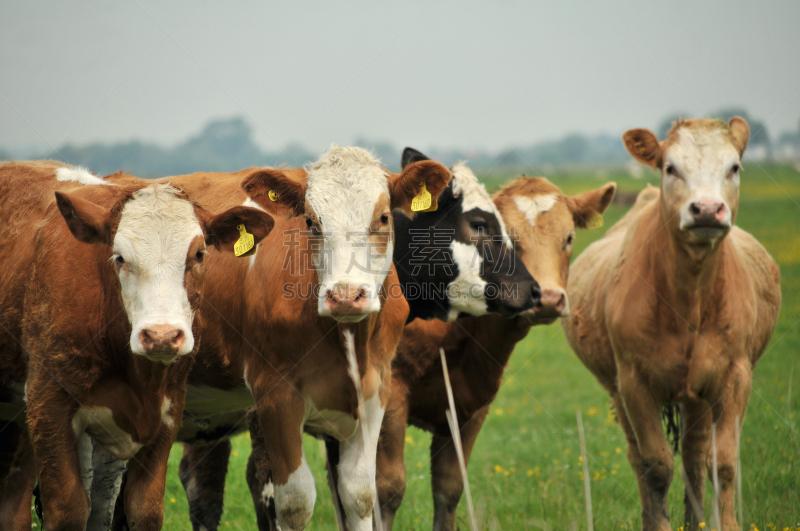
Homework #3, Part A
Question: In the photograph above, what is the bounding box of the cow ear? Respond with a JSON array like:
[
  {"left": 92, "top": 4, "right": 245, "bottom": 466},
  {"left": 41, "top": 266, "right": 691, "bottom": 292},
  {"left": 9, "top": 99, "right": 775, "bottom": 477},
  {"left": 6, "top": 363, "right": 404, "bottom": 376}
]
[
  {"left": 728, "top": 116, "right": 750, "bottom": 156},
  {"left": 567, "top": 182, "right": 617, "bottom": 229},
  {"left": 400, "top": 147, "right": 430, "bottom": 169},
  {"left": 622, "top": 128, "right": 662, "bottom": 168},
  {"left": 202, "top": 206, "right": 275, "bottom": 252},
  {"left": 240, "top": 168, "right": 307, "bottom": 217},
  {"left": 389, "top": 160, "right": 451, "bottom": 216},
  {"left": 55, "top": 191, "right": 113, "bottom": 245}
]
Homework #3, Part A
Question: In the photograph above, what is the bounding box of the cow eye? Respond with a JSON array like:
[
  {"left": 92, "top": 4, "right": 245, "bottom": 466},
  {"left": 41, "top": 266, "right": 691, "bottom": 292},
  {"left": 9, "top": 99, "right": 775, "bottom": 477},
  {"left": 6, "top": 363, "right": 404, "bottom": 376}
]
[
  {"left": 306, "top": 218, "right": 321, "bottom": 235},
  {"left": 665, "top": 164, "right": 675, "bottom": 175},
  {"left": 566, "top": 234, "right": 574, "bottom": 245},
  {"left": 731, "top": 163, "right": 741, "bottom": 175},
  {"left": 195, "top": 250, "right": 205, "bottom": 262},
  {"left": 470, "top": 220, "right": 488, "bottom": 232},
  {"left": 380, "top": 214, "right": 389, "bottom": 225},
  {"left": 115, "top": 255, "right": 125, "bottom": 266}
]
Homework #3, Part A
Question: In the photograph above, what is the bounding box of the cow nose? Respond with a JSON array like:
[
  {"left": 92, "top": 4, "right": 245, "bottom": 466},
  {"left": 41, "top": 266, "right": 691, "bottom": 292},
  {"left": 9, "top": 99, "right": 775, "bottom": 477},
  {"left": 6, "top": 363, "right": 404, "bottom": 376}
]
[
  {"left": 689, "top": 199, "right": 726, "bottom": 225},
  {"left": 535, "top": 289, "right": 567, "bottom": 317},
  {"left": 325, "top": 284, "right": 369, "bottom": 317},
  {"left": 139, "top": 325, "right": 185, "bottom": 354}
]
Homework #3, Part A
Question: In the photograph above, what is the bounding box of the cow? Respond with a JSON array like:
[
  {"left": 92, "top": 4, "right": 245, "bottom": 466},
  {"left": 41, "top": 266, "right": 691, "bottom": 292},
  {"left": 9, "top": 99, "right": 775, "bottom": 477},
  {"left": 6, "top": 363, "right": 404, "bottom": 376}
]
[
  {"left": 241, "top": 153, "right": 614, "bottom": 530},
  {"left": 392, "top": 147, "right": 542, "bottom": 322},
  {"left": 126, "top": 146, "right": 453, "bottom": 531},
  {"left": 0, "top": 161, "right": 274, "bottom": 530},
  {"left": 167, "top": 146, "right": 543, "bottom": 530},
  {"left": 562, "top": 118, "right": 781, "bottom": 531}
]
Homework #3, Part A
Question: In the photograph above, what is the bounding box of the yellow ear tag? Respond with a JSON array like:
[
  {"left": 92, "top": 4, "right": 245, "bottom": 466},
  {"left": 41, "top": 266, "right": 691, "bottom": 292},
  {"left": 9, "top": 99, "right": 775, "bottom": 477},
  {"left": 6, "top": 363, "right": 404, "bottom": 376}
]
[
  {"left": 411, "top": 182, "right": 434, "bottom": 212},
  {"left": 268, "top": 190, "right": 278, "bottom": 202},
  {"left": 586, "top": 212, "right": 604, "bottom": 229},
  {"left": 234, "top": 224, "right": 256, "bottom": 257}
]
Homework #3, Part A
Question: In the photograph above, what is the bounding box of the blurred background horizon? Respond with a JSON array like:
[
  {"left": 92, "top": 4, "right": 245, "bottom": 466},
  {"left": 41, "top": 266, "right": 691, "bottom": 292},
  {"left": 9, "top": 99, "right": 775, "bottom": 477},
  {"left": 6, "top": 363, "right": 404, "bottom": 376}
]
[{"left": 2, "top": 0, "right": 800, "bottom": 175}]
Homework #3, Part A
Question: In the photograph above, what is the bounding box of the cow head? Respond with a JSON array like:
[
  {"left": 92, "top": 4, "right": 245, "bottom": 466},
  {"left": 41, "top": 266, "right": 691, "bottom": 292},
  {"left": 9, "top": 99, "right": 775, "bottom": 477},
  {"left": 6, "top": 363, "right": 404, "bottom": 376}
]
[
  {"left": 55, "top": 182, "right": 274, "bottom": 362},
  {"left": 240, "top": 146, "right": 450, "bottom": 323},
  {"left": 392, "top": 148, "right": 542, "bottom": 322},
  {"left": 623, "top": 117, "right": 749, "bottom": 256},
  {"left": 494, "top": 177, "right": 616, "bottom": 325}
]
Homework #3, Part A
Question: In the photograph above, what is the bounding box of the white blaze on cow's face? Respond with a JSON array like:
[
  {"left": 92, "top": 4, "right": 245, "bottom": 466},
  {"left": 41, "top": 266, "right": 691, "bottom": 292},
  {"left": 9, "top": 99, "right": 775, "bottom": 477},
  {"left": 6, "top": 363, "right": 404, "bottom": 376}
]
[
  {"left": 623, "top": 118, "right": 749, "bottom": 249},
  {"left": 305, "top": 146, "right": 394, "bottom": 322},
  {"left": 661, "top": 125, "right": 741, "bottom": 242},
  {"left": 112, "top": 184, "right": 205, "bottom": 361}
]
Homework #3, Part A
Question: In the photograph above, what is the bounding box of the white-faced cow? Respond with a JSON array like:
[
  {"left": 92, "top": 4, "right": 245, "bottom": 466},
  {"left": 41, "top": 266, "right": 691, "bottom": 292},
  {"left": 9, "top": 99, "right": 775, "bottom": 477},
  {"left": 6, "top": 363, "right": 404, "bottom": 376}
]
[
  {"left": 562, "top": 118, "right": 781, "bottom": 531},
  {"left": 120, "top": 146, "right": 452, "bottom": 531},
  {"left": 0, "top": 161, "right": 274, "bottom": 530},
  {"left": 167, "top": 148, "right": 547, "bottom": 530},
  {"left": 240, "top": 154, "right": 615, "bottom": 530}
]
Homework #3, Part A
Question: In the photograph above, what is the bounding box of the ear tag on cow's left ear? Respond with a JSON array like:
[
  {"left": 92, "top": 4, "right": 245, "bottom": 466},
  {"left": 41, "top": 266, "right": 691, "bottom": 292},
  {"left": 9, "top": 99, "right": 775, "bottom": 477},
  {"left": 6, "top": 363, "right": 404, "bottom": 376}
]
[
  {"left": 411, "top": 182, "right": 433, "bottom": 212},
  {"left": 234, "top": 224, "right": 256, "bottom": 257},
  {"left": 268, "top": 190, "right": 278, "bottom": 202},
  {"left": 586, "top": 211, "right": 603, "bottom": 229}
]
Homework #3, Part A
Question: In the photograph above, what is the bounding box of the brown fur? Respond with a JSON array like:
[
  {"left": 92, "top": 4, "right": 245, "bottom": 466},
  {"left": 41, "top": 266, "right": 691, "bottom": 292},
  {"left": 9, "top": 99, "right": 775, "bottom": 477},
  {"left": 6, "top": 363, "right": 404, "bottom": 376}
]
[
  {"left": 155, "top": 159, "right": 449, "bottom": 528},
  {"left": 563, "top": 120, "right": 780, "bottom": 531},
  {"left": 388, "top": 160, "right": 452, "bottom": 216},
  {"left": 0, "top": 161, "right": 272, "bottom": 530}
]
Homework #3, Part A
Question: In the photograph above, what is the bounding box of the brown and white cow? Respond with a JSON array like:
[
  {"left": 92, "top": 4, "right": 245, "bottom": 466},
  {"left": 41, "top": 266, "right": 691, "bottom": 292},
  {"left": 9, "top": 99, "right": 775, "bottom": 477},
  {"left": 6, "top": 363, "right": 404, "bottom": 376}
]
[
  {"left": 242, "top": 160, "right": 615, "bottom": 530},
  {"left": 373, "top": 171, "right": 615, "bottom": 530},
  {"left": 562, "top": 118, "right": 781, "bottom": 531},
  {"left": 145, "top": 146, "right": 451, "bottom": 531},
  {"left": 0, "top": 161, "right": 274, "bottom": 530}
]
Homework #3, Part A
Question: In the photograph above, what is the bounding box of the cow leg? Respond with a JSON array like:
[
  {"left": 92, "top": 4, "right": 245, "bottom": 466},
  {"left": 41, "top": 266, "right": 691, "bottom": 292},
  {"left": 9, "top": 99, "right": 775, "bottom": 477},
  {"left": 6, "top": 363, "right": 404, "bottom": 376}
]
[
  {"left": 178, "top": 440, "right": 232, "bottom": 531},
  {"left": 612, "top": 394, "right": 651, "bottom": 522},
  {"left": 334, "top": 392, "right": 384, "bottom": 531},
  {"left": 619, "top": 371, "right": 673, "bottom": 531},
  {"left": 680, "top": 400, "right": 711, "bottom": 530},
  {"left": 245, "top": 408, "right": 279, "bottom": 531},
  {"left": 0, "top": 426, "right": 35, "bottom": 530},
  {"left": 121, "top": 426, "right": 174, "bottom": 530},
  {"left": 708, "top": 364, "right": 751, "bottom": 531},
  {"left": 253, "top": 384, "right": 315, "bottom": 531},
  {"left": 87, "top": 439, "right": 129, "bottom": 530},
  {"left": 26, "top": 382, "right": 90, "bottom": 531},
  {"left": 430, "top": 405, "right": 488, "bottom": 531},
  {"left": 376, "top": 389, "right": 410, "bottom": 530}
]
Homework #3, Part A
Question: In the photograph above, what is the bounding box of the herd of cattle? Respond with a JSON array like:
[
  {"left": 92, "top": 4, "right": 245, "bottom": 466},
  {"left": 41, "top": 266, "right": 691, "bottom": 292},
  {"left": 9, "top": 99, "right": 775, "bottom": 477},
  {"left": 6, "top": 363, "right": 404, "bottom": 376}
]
[{"left": 0, "top": 117, "right": 781, "bottom": 531}]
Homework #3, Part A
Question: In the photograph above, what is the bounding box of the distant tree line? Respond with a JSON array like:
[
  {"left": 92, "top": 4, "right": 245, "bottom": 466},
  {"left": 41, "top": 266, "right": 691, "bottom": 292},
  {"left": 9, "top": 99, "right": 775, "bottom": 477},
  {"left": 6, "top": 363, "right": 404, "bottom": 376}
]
[{"left": 1, "top": 109, "right": 797, "bottom": 177}]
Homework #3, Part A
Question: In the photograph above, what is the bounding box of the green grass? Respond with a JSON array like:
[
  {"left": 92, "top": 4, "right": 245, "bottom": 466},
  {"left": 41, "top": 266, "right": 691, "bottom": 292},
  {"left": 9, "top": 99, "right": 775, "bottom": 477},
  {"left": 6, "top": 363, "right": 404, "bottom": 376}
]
[{"left": 160, "top": 163, "right": 800, "bottom": 530}]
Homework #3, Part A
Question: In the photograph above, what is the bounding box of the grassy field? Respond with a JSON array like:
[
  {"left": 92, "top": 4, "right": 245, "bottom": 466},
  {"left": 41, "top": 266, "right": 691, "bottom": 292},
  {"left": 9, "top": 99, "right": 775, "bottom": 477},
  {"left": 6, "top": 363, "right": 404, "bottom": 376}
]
[{"left": 159, "top": 163, "right": 800, "bottom": 530}]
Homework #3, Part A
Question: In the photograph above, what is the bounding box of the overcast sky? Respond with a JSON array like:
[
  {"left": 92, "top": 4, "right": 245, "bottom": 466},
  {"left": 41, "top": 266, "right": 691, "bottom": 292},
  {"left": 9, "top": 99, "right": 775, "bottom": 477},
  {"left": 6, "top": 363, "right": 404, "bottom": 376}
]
[{"left": 2, "top": 0, "right": 799, "bottom": 156}]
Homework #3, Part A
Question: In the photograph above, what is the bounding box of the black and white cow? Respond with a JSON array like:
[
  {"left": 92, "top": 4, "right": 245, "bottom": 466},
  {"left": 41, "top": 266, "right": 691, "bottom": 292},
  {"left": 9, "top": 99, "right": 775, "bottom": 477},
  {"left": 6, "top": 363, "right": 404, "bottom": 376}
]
[
  {"left": 393, "top": 147, "right": 541, "bottom": 322},
  {"left": 163, "top": 150, "right": 541, "bottom": 531}
]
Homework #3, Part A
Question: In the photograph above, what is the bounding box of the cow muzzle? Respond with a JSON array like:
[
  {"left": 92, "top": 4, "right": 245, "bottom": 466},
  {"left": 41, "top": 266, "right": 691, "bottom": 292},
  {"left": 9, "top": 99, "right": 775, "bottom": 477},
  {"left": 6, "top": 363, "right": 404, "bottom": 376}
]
[
  {"left": 137, "top": 324, "right": 188, "bottom": 363},
  {"left": 487, "top": 277, "right": 541, "bottom": 318},
  {"left": 681, "top": 197, "right": 731, "bottom": 240},
  {"left": 525, "top": 288, "right": 568, "bottom": 324},
  {"left": 321, "top": 283, "right": 373, "bottom": 322}
]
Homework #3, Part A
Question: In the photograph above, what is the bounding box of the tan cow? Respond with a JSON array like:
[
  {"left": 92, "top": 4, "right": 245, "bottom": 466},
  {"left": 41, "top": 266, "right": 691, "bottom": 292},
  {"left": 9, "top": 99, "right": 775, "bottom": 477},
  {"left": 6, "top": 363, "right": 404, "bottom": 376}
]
[
  {"left": 0, "top": 161, "right": 274, "bottom": 530},
  {"left": 144, "top": 146, "right": 452, "bottom": 531},
  {"left": 371, "top": 173, "right": 616, "bottom": 530},
  {"left": 562, "top": 118, "right": 781, "bottom": 530}
]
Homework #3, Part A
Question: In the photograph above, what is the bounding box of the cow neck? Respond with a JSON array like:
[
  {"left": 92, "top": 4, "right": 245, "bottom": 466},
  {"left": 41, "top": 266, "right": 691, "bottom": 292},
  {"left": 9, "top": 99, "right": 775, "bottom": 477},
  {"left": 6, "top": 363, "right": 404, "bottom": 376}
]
[
  {"left": 650, "top": 198, "right": 727, "bottom": 324},
  {"left": 450, "top": 314, "right": 530, "bottom": 390}
]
